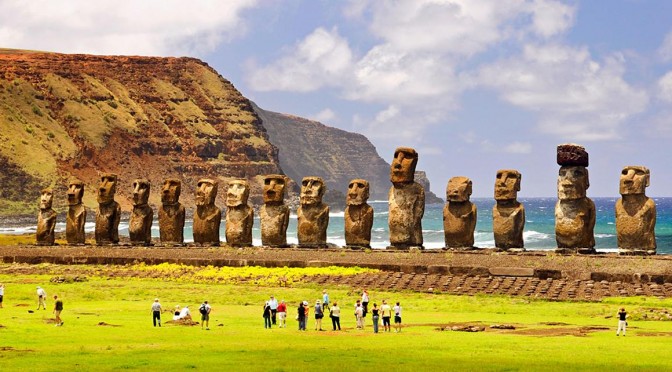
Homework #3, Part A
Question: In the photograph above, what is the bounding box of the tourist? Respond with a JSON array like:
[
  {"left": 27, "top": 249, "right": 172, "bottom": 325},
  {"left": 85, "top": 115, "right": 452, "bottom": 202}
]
[
  {"left": 617, "top": 307, "right": 628, "bottom": 336},
  {"left": 371, "top": 303, "right": 380, "bottom": 333},
  {"left": 355, "top": 302, "right": 364, "bottom": 329},
  {"left": 361, "top": 289, "right": 369, "bottom": 317},
  {"left": 277, "top": 300, "right": 287, "bottom": 328},
  {"left": 393, "top": 301, "right": 403, "bottom": 333},
  {"left": 269, "top": 295, "right": 278, "bottom": 325},
  {"left": 36, "top": 286, "right": 47, "bottom": 310},
  {"left": 354, "top": 299, "right": 361, "bottom": 322},
  {"left": 263, "top": 301, "right": 272, "bottom": 329},
  {"left": 330, "top": 302, "right": 341, "bottom": 330},
  {"left": 173, "top": 305, "right": 181, "bottom": 321},
  {"left": 381, "top": 299, "right": 392, "bottom": 332},
  {"left": 322, "top": 289, "right": 329, "bottom": 312},
  {"left": 199, "top": 301, "right": 211, "bottom": 330},
  {"left": 0, "top": 283, "right": 4, "bottom": 308},
  {"left": 179, "top": 305, "right": 192, "bottom": 321},
  {"left": 314, "top": 300, "right": 324, "bottom": 331},
  {"left": 303, "top": 300, "right": 310, "bottom": 328},
  {"left": 297, "top": 301, "right": 306, "bottom": 331},
  {"left": 53, "top": 295, "right": 63, "bottom": 326},
  {"left": 151, "top": 298, "right": 162, "bottom": 327}
]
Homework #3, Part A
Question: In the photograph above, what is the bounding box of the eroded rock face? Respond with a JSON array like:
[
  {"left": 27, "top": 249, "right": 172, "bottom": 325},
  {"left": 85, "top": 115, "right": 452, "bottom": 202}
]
[
  {"left": 129, "top": 179, "right": 153, "bottom": 246},
  {"left": 443, "top": 177, "right": 477, "bottom": 249},
  {"left": 615, "top": 166, "right": 656, "bottom": 254},
  {"left": 193, "top": 178, "right": 221, "bottom": 245},
  {"left": 260, "top": 174, "right": 289, "bottom": 247},
  {"left": 493, "top": 170, "right": 525, "bottom": 250},
  {"left": 66, "top": 179, "right": 86, "bottom": 245},
  {"left": 555, "top": 145, "right": 595, "bottom": 253},
  {"left": 345, "top": 179, "right": 373, "bottom": 248},
  {"left": 388, "top": 147, "right": 424, "bottom": 249},
  {"left": 36, "top": 188, "right": 57, "bottom": 246},
  {"left": 225, "top": 179, "right": 253, "bottom": 247},
  {"left": 159, "top": 178, "right": 185, "bottom": 245},
  {"left": 297, "top": 176, "right": 329, "bottom": 247},
  {"left": 95, "top": 173, "right": 121, "bottom": 245}
]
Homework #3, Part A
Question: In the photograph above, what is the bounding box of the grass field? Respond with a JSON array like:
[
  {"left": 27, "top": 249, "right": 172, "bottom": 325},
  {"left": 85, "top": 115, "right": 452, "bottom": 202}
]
[{"left": 1, "top": 265, "right": 671, "bottom": 371}]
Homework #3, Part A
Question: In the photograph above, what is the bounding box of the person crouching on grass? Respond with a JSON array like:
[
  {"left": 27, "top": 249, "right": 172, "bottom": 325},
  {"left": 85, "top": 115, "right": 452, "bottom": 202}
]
[{"left": 53, "top": 295, "right": 63, "bottom": 326}]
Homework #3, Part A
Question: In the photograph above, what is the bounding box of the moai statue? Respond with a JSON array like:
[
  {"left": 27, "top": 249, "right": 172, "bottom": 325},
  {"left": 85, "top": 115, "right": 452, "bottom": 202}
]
[
  {"left": 443, "top": 177, "right": 477, "bottom": 249},
  {"left": 345, "top": 179, "right": 374, "bottom": 249},
  {"left": 492, "top": 170, "right": 525, "bottom": 250},
  {"left": 297, "top": 176, "right": 329, "bottom": 247},
  {"left": 555, "top": 144, "right": 595, "bottom": 253},
  {"left": 95, "top": 173, "right": 121, "bottom": 245},
  {"left": 129, "top": 179, "right": 153, "bottom": 246},
  {"left": 159, "top": 178, "right": 185, "bottom": 245},
  {"left": 193, "top": 178, "right": 221, "bottom": 245},
  {"left": 388, "top": 147, "right": 424, "bottom": 249},
  {"left": 615, "top": 166, "right": 656, "bottom": 255},
  {"left": 65, "top": 179, "right": 86, "bottom": 245},
  {"left": 260, "top": 174, "right": 289, "bottom": 247},
  {"left": 36, "top": 188, "right": 57, "bottom": 246},
  {"left": 225, "top": 179, "right": 254, "bottom": 247}
]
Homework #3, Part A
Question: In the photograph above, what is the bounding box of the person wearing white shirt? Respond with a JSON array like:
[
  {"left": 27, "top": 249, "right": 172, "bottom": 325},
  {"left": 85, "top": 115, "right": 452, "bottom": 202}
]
[
  {"left": 36, "top": 286, "right": 47, "bottom": 310},
  {"left": 393, "top": 302, "right": 402, "bottom": 333},
  {"left": 269, "top": 296, "right": 279, "bottom": 325}
]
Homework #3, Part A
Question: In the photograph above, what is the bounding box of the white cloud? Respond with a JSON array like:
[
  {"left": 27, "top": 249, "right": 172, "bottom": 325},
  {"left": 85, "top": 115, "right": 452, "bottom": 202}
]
[
  {"left": 528, "top": 0, "right": 575, "bottom": 38},
  {"left": 658, "top": 31, "right": 672, "bottom": 62},
  {"left": 658, "top": 71, "right": 672, "bottom": 102},
  {"left": 310, "top": 108, "right": 337, "bottom": 123},
  {"left": 504, "top": 142, "right": 533, "bottom": 154},
  {"left": 0, "top": 0, "right": 258, "bottom": 56}
]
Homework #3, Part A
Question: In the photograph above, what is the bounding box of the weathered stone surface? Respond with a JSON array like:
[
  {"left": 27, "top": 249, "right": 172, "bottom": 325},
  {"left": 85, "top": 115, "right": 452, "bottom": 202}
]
[
  {"left": 159, "top": 178, "right": 185, "bottom": 245},
  {"left": 493, "top": 169, "right": 525, "bottom": 250},
  {"left": 489, "top": 267, "right": 535, "bottom": 277},
  {"left": 615, "top": 166, "right": 656, "bottom": 254},
  {"left": 193, "top": 178, "right": 221, "bottom": 245},
  {"left": 95, "top": 173, "right": 121, "bottom": 245},
  {"left": 129, "top": 179, "right": 153, "bottom": 246},
  {"left": 297, "top": 176, "right": 329, "bottom": 247},
  {"left": 443, "top": 176, "right": 477, "bottom": 249},
  {"left": 555, "top": 163, "right": 595, "bottom": 253},
  {"left": 389, "top": 147, "right": 424, "bottom": 249},
  {"left": 36, "top": 188, "right": 57, "bottom": 246},
  {"left": 260, "top": 174, "right": 289, "bottom": 247},
  {"left": 345, "top": 179, "right": 374, "bottom": 248},
  {"left": 65, "top": 179, "right": 86, "bottom": 245},
  {"left": 225, "top": 179, "right": 253, "bottom": 247},
  {"left": 557, "top": 143, "right": 589, "bottom": 167}
]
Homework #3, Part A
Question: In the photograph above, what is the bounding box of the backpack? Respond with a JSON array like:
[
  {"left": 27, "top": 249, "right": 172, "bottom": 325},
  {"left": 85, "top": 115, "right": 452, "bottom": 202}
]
[{"left": 199, "top": 304, "right": 207, "bottom": 315}]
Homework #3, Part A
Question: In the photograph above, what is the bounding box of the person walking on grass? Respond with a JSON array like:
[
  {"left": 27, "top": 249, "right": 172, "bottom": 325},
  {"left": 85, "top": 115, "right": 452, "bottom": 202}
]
[
  {"left": 269, "top": 295, "right": 278, "bottom": 325},
  {"left": 361, "top": 289, "right": 369, "bottom": 318},
  {"left": 53, "top": 295, "right": 63, "bottom": 326},
  {"left": 297, "top": 301, "right": 306, "bottom": 331},
  {"left": 277, "top": 300, "right": 287, "bottom": 328},
  {"left": 617, "top": 307, "right": 628, "bottom": 336},
  {"left": 322, "top": 289, "right": 329, "bottom": 312},
  {"left": 200, "top": 300, "right": 211, "bottom": 330},
  {"left": 330, "top": 302, "right": 341, "bottom": 330},
  {"left": 0, "top": 283, "right": 4, "bottom": 308},
  {"left": 355, "top": 302, "right": 364, "bottom": 329},
  {"left": 263, "top": 301, "right": 273, "bottom": 329},
  {"left": 371, "top": 303, "right": 380, "bottom": 333},
  {"left": 380, "top": 299, "right": 392, "bottom": 332},
  {"left": 36, "top": 286, "right": 47, "bottom": 310},
  {"left": 393, "top": 301, "right": 403, "bottom": 333},
  {"left": 314, "top": 300, "right": 324, "bottom": 331},
  {"left": 151, "top": 298, "right": 162, "bottom": 327}
]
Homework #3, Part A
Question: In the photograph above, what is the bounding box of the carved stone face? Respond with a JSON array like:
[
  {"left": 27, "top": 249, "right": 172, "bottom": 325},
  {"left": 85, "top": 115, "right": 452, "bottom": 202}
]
[
  {"left": 39, "top": 188, "right": 53, "bottom": 210},
  {"left": 67, "top": 180, "right": 84, "bottom": 206},
  {"left": 558, "top": 166, "right": 589, "bottom": 200},
  {"left": 97, "top": 174, "right": 117, "bottom": 205},
  {"left": 494, "top": 169, "right": 521, "bottom": 201},
  {"left": 300, "top": 176, "right": 325, "bottom": 205},
  {"left": 446, "top": 176, "right": 472, "bottom": 202},
  {"left": 347, "top": 179, "right": 369, "bottom": 206},
  {"left": 390, "top": 147, "right": 418, "bottom": 184},
  {"left": 226, "top": 179, "right": 249, "bottom": 207},
  {"left": 195, "top": 178, "right": 218, "bottom": 207},
  {"left": 161, "top": 179, "right": 181, "bottom": 205},
  {"left": 620, "top": 166, "right": 649, "bottom": 196},
  {"left": 132, "top": 179, "right": 150, "bottom": 206},
  {"left": 263, "top": 174, "right": 286, "bottom": 204}
]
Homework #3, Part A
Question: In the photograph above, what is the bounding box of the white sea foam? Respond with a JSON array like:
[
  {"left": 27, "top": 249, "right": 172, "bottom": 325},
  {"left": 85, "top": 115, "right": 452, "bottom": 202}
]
[
  {"left": 329, "top": 211, "right": 345, "bottom": 218},
  {"left": 595, "top": 233, "right": 615, "bottom": 238},
  {"left": 523, "top": 230, "right": 553, "bottom": 242}
]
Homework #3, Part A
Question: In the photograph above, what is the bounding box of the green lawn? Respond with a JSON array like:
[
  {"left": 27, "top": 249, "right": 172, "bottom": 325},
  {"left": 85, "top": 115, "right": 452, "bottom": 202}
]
[{"left": 1, "top": 266, "right": 671, "bottom": 371}]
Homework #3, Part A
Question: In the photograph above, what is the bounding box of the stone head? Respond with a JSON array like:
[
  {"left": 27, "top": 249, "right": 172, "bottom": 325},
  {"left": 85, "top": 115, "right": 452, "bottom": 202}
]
[
  {"left": 558, "top": 166, "right": 589, "bottom": 200},
  {"left": 446, "top": 176, "right": 472, "bottom": 203},
  {"left": 67, "top": 180, "right": 84, "bottom": 206},
  {"left": 226, "top": 179, "right": 249, "bottom": 207},
  {"left": 263, "top": 174, "right": 286, "bottom": 204},
  {"left": 390, "top": 147, "right": 418, "bottom": 184},
  {"left": 620, "top": 166, "right": 649, "bottom": 196},
  {"left": 494, "top": 169, "right": 521, "bottom": 201},
  {"left": 132, "top": 179, "right": 150, "bottom": 206},
  {"left": 97, "top": 173, "right": 118, "bottom": 205},
  {"left": 300, "top": 176, "right": 325, "bottom": 206},
  {"left": 161, "top": 178, "right": 181, "bottom": 205},
  {"left": 39, "top": 188, "right": 53, "bottom": 210},
  {"left": 347, "top": 179, "right": 369, "bottom": 206},
  {"left": 195, "top": 178, "right": 218, "bottom": 207}
]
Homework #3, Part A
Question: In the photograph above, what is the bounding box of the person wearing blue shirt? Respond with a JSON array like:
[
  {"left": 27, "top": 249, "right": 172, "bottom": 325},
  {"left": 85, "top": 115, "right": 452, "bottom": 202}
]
[{"left": 322, "top": 289, "right": 329, "bottom": 312}]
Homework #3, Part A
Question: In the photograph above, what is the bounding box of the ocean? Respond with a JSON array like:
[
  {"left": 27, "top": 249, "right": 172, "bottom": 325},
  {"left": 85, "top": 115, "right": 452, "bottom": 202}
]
[{"left": 2, "top": 197, "right": 672, "bottom": 254}]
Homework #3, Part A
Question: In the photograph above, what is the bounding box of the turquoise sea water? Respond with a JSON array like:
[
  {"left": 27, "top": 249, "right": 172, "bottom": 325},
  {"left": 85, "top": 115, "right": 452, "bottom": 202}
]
[{"left": 3, "top": 197, "right": 671, "bottom": 253}]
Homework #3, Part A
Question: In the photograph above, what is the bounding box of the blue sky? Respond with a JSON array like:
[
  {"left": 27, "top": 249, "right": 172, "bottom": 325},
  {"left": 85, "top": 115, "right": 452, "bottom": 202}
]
[{"left": 1, "top": 0, "right": 671, "bottom": 197}]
